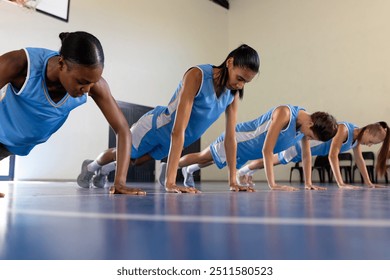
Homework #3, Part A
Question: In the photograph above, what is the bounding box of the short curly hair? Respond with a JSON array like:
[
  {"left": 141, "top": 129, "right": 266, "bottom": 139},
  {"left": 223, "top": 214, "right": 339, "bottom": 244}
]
[{"left": 310, "top": 112, "right": 338, "bottom": 142}]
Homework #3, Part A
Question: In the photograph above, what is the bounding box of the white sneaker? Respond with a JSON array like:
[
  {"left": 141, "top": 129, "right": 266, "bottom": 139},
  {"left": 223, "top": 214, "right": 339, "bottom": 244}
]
[
  {"left": 247, "top": 175, "right": 255, "bottom": 187},
  {"left": 236, "top": 173, "right": 249, "bottom": 187},
  {"left": 77, "top": 159, "right": 94, "bottom": 188},
  {"left": 182, "top": 167, "right": 195, "bottom": 188},
  {"left": 92, "top": 170, "right": 108, "bottom": 188}
]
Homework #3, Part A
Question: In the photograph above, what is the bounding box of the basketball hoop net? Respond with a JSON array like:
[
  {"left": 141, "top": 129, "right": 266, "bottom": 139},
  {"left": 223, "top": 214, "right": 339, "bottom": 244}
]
[{"left": 6, "top": 0, "right": 39, "bottom": 10}]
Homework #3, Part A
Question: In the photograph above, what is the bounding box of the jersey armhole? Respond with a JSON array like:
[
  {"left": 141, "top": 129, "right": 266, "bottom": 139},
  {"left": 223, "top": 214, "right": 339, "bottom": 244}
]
[
  {"left": 185, "top": 66, "right": 203, "bottom": 98},
  {"left": 11, "top": 48, "right": 31, "bottom": 96}
]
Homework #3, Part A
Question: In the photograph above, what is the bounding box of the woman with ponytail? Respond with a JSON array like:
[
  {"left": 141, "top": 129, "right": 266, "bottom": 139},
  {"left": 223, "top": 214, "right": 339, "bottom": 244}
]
[
  {"left": 237, "top": 121, "right": 390, "bottom": 189},
  {"left": 0, "top": 31, "right": 136, "bottom": 197},
  {"left": 355, "top": 122, "right": 390, "bottom": 181},
  {"left": 78, "top": 44, "right": 260, "bottom": 194}
]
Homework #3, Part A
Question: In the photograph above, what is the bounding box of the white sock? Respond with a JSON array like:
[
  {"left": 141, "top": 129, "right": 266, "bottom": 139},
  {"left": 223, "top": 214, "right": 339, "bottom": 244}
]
[
  {"left": 185, "top": 164, "right": 201, "bottom": 174},
  {"left": 100, "top": 162, "right": 117, "bottom": 175},
  {"left": 238, "top": 165, "right": 251, "bottom": 176},
  {"left": 87, "top": 160, "right": 102, "bottom": 172}
]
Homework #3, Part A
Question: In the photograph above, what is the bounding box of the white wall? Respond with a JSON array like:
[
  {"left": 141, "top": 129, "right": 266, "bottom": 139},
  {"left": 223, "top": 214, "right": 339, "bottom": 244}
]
[
  {"left": 0, "top": 0, "right": 229, "bottom": 180},
  {"left": 1, "top": 0, "right": 389, "bottom": 182},
  {"left": 202, "top": 0, "right": 390, "bottom": 182}
]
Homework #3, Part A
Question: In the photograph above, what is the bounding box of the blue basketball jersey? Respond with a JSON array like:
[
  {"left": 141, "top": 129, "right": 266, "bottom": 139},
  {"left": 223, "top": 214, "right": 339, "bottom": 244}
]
[
  {"left": 0, "top": 48, "right": 87, "bottom": 155},
  {"left": 131, "top": 64, "right": 235, "bottom": 160},
  {"left": 278, "top": 122, "right": 358, "bottom": 164},
  {"left": 210, "top": 105, "right": 305, "bottom": 169}
]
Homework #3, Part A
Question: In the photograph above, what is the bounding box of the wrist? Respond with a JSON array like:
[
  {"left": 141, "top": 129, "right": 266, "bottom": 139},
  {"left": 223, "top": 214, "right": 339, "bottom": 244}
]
[{"left": 114, "top": 179, "right": 127, "bottom": 186}]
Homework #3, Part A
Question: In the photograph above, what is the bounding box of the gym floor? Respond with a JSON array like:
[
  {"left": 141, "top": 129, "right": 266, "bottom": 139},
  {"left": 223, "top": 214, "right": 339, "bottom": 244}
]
[{"left": 1, "top": 180, "right": 390, "bottom": 260}]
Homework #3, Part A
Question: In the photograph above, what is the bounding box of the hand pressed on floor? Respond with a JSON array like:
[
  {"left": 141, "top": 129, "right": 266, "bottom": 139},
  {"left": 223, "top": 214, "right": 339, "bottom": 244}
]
[
  {"left": 109, "top": 184, "right": 146, "bottom": 195},
  {"left": 230, "top": 183, "right": 255, "bottom": 192},
  {"left": 165, "top": 184, "right": 201, "bottom": 194}
]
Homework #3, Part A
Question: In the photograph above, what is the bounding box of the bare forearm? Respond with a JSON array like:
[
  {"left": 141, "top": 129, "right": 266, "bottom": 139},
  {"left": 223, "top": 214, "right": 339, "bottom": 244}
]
[
  {"left": 113, "top": 130, "right": 131, "bottom": 185},
  {"left": 224, "top": 136, "right": 237, "bottom": 184},
  {"left": 329, "top": 154, "right": 344, "bottom": 186},
  {"left": 166, "top": 134, "right": 184, "bottom": 186},
  {"left": 302, "top": 158, "right": 313, "bottom": 186},
  {"left": 263, "top": 151, "right": 276, "bottom": 188},
  {"left": 355, "top": 159, "right": 372, "bottom": 185}
]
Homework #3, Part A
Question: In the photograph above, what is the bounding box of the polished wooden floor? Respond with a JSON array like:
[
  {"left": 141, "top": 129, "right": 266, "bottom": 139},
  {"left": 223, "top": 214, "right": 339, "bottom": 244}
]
[{"left": 1, "top": 180, "right": 390, "bottom": 260}]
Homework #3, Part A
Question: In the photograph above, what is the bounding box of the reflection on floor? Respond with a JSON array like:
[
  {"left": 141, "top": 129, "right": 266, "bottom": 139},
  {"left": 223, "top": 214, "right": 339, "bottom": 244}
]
[{"left": 0, "top": 180, "right": 390, "bottom": 260}]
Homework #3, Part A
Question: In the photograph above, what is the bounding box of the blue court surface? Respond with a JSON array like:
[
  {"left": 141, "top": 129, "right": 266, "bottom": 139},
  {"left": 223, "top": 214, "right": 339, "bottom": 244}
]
[{"left": 0, "top": 180, "right": 390, "bottom": 260}]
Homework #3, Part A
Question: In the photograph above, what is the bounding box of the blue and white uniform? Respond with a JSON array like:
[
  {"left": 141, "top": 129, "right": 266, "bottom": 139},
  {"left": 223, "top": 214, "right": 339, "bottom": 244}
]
[
  {"left": 0, "top": 48, "right": 87, "bottom": 155},
  {"left": 130, "top": 64, "right": 235, "bottom": 160},
  {"left": 277, "top": 122, "right": 358, "bottom": 164},
  {"left": 210, "top": 105, "right": 305, "bottom": 169}
]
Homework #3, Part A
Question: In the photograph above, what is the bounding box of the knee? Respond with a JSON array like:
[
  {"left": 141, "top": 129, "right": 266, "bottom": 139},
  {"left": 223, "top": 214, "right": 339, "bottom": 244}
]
[{"left": 97, "top": 148, "right": 117, "bottom": 164}]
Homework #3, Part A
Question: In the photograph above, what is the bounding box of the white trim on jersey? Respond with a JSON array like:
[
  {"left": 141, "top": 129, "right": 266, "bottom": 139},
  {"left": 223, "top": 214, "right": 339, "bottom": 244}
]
[
  {"left": 236, "top": 120, "right": 270, "bottom": 143},
  {"left": 130, "top": 114, "right": 153, "bottom": 150}
]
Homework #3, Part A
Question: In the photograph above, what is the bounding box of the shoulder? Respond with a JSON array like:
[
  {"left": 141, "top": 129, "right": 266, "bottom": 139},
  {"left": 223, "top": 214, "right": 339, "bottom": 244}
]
[
  {"left": 1, "top": 49, "right": 27, "bottom": 69},
  {"left": 336, "top": 122, "right": 349, "bottom": 136},
  {"left": 270, "top": 106, "right": 292, "bottom": 127},
  {"left": 182, "top": 66, "right": 203, "bottom": 85},
  {"left": 184, "top": 66, "right": 202, "bottom": 77},
  {"left": 268, "top": 106, "right": 291, "bottom": 129},
  {"left": 273, "top": 105, "right": 291, "bottom": 118},
  {"left": 0, "top": 49, "right": 28, "bottom": 81}
]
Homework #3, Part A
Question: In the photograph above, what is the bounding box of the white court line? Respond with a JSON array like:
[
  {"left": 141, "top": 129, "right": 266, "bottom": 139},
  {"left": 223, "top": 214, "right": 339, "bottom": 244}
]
[{"left": 7, "top": 208, "right": 390, "bottom": 228}]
